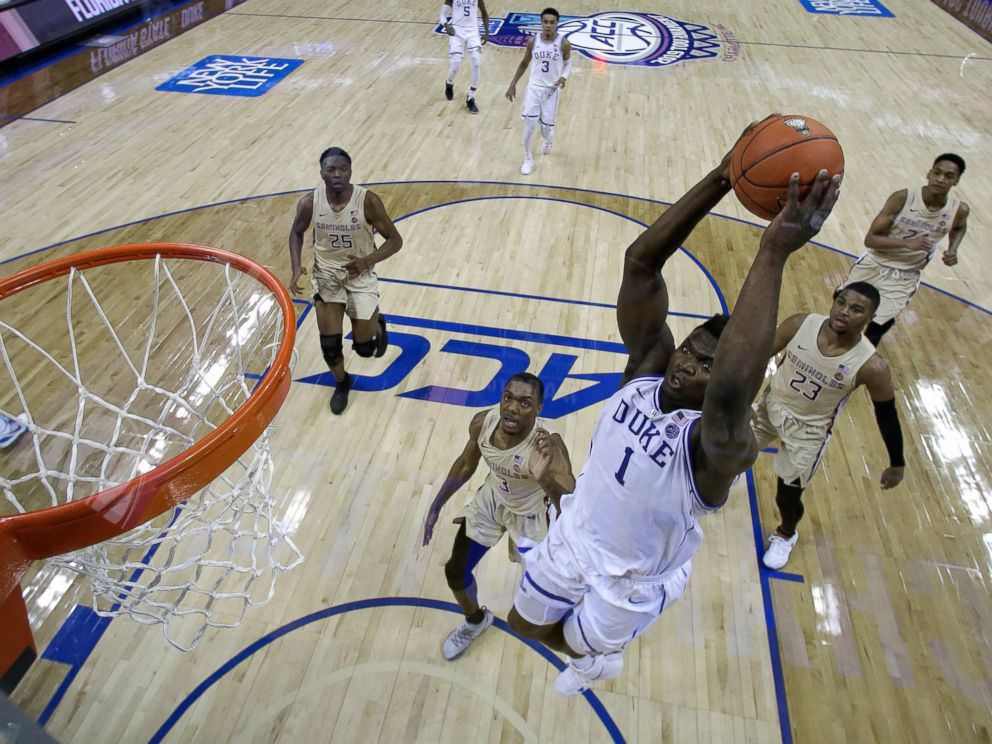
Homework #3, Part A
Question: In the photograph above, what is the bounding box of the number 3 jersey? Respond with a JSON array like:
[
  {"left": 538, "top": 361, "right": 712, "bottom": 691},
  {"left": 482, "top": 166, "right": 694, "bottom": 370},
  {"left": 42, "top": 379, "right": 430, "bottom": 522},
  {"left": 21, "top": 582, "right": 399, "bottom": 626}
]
[
  {"left": 767, "top": 314, "right": 876, "bottom": 429},
  {"left": 312, "top": 184, "right": 375, "bottom": 268},
  {"left": 555, "top": 375, "right": 711, "bottom": 579},
  {"left": 477, "top": 408, "right": 555, "bottom": 517}
]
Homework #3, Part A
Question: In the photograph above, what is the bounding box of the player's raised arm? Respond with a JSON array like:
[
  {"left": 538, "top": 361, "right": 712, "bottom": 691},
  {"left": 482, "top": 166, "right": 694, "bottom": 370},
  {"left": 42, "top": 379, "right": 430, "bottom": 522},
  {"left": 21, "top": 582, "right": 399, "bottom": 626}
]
[
  {"left": 616, "top": 140, "right": 740, "bottom": 381},
  {"left": 694, "top": 171, "right": 842, "bottom": 506}
]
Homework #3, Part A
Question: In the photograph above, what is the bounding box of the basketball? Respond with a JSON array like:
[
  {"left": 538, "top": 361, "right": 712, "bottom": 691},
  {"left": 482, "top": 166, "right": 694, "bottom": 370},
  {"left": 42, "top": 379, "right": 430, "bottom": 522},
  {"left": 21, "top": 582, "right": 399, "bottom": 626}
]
[{"left": 729, "top": 115, "right": 844, "bottom": 220}]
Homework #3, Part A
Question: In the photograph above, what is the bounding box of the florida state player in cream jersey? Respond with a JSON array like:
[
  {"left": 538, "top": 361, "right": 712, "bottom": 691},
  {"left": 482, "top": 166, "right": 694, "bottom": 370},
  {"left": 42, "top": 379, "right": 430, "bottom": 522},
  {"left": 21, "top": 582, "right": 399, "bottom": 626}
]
[
  {"left": 753, "top": 282, "right": 906, "bottom": 570},
  {"left": 422, "top": 373, "right": 575, "bottom": 662},
  {"left": 288, "top": 147, "right": 403, "bottom": 415},
  {"left": 846, "top": 153, "right": 970, "bottom": 346},
  {"left": 506, "top": 118, "right": 842, "bottom": 696},
  {"left": 505, "top": 7, "right": 572, "bottom": 175}
]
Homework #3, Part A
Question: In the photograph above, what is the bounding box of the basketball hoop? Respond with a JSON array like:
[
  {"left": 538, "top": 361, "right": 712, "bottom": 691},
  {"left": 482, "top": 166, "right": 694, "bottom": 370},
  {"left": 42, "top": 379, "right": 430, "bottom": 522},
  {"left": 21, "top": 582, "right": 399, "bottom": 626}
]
[{"left": 0, "top": 243, "right": 302, "bottom": 679}]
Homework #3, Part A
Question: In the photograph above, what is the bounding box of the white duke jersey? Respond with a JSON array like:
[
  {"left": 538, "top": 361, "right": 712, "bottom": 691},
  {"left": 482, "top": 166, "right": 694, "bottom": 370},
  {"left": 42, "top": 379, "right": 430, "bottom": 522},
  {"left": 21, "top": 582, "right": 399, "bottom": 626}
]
[
  {"left": 450, "top": 0, "right": 481, "bottom": 30},
  {"left": 529, "top": 33, "right": 565, "bottom": 88},
  {"left": 312, "top": 184, "right": 374, "bottom": 268},
  {"left": 478, "top": 409, "right": 554, "bottom": 516},
  {"left": 868, "top": 186, "right": 961, "bottom": 272},
  {"left": 767, "top": 314, "right": 876, "bottom": 428},
  {"left": 557, "top": 375, "right": 715, "bottom": 578}
]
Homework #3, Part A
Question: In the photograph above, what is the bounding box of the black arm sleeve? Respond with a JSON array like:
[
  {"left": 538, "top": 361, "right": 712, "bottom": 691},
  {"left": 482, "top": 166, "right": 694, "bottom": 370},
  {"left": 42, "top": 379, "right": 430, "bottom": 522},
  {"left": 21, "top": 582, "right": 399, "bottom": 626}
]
[{"left": 872, "top": 398, "right": 905, "bottom": 468}]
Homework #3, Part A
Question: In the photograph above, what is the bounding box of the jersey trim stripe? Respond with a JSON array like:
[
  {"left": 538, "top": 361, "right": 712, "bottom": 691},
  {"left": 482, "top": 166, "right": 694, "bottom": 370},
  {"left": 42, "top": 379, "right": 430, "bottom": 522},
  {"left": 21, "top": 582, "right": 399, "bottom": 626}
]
[
  {"left": 684, "top": 418, "right": 719, "bottom": 512},
  {"left": 523, "top": 571, "right": 574, "bottom": 605}
]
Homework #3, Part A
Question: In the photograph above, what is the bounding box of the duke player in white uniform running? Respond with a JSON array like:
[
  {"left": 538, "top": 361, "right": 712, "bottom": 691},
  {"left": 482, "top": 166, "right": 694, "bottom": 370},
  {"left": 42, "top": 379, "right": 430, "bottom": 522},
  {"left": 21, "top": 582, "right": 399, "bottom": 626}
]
[
  {"left": 506, "top": 119, "right": 842, "bottom": 696},
  {"left": 846, "top": 153, "right": 970, "bottom": 346},
  {"left": 753, "top": 282, "right": 906, "bottom": 570},
  {"left": 505, "top": 7, "right": 572, "bottom": 175},
  {"left": 440, "top": 0, "right": 490, "bottom": 114},
  {"left": 289, "top": 147, "right": 403, "bottom": 415},
  {"left": 422, "top": 373, "right": 575, "bottom": 660}
]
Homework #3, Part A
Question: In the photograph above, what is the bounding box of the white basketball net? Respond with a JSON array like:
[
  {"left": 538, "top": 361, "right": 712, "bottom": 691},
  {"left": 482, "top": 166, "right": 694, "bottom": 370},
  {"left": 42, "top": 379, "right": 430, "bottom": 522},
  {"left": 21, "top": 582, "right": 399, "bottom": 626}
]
[{"left": 0, "top": 253, "right": 303, "bottom": 650}]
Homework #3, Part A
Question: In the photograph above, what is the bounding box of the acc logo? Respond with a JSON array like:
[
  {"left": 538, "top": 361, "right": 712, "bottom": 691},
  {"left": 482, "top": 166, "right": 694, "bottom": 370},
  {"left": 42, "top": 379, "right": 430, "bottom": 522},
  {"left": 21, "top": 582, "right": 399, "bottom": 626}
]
[
  {"left": 664, "top": 423, "right": 680, "bottom": 439},
  {"left": 783, "top": 118, "right": 810, "bottom": 135},
  {"left": 447, "top": 11, "right": 723, "bottom": 67}
]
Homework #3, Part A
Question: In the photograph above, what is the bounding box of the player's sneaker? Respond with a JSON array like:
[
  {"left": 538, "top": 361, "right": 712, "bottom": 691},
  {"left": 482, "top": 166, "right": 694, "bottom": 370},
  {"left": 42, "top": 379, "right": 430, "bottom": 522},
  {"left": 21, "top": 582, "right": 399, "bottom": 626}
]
[
  {"left": 520, "top": 157, "right": 534, "bottom": 175},
  {"left": 445, "top": 82, "right": 454, "bottom": 101},
  {"left": 763, "top": 530, "right": 798, "bottom": 570},
  {"left": 554, "top": 651, "right": 624, "bottom": 696},
  {"left": 0, "top": 413, "right": 28, "bottom": 449},
  {"left": 330, "top": 373, "right": 352, "bottom": 415},
  {"left": 375, "top": 315, "right": 389, "bottom": 357},
  {"left": 541, "top": 139, "right": 553, "bottom": 155},
  {"left": 466, "top": 98, "right": 479, "bottom": 114},
  {"left": 443, "top": 608, "right": 494, "bottom": 660}
]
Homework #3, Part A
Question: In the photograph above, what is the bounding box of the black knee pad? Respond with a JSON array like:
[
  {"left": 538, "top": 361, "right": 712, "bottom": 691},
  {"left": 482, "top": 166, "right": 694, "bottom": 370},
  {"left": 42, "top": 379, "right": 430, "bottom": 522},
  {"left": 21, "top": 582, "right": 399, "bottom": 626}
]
[
  {"left": 865, "top": 319, "right": 894, "bottom": 347},
  {"left": 352, "top": 338, "right": 376, "bottom": 358},
  {"left": 444, "top": 554, "right": 474, "bottom": 591},
  {"left": 320, "top": 334, "right": 343, "bottom": 368}
]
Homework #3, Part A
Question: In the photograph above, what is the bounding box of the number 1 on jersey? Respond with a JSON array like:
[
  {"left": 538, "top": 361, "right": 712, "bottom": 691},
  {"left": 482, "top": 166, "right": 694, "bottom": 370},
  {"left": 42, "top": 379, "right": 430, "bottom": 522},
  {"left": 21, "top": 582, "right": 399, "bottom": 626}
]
[{"left": 615, "top": 446, "right": 634, "bottom": 485}]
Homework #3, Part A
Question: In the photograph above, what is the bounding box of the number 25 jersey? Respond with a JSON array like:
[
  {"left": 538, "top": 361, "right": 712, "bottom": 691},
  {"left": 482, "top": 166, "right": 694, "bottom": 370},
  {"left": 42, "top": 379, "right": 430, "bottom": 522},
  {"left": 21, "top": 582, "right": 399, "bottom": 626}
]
[{"left": 313, "top": 184, "right": 375, "bottom": 268}]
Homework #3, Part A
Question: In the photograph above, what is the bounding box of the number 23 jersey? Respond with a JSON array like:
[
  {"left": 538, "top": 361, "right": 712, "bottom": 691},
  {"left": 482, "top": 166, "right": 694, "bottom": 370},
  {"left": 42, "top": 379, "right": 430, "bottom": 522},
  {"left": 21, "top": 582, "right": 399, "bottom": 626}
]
[{"left": 767, "top": 314, "right": 876, "bottom": 428}]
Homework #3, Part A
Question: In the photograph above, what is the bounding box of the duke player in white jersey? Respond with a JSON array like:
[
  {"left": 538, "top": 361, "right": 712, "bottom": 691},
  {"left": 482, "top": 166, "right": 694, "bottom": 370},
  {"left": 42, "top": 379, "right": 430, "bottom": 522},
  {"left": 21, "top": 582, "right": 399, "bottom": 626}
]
[
  {"left": 506, "top": 119, "right": 842, "bottom": 696},
  {"left": 288, "top": 147, "right": 403, "bottom": 415},
  {"left": 505, "top": 7, "right": 572, "bottom": 175},
  {"left": 846, "top": 153, "right": 970, "bottom": 346},
  {"left": 440, "top": 0, "right": 490, "bottom": 114},
  {"left": 753, "top": 282, "right": 906, "bottom": 570},
  {"left": 422, "top": 373, "right": 575, "bottom": 660}
]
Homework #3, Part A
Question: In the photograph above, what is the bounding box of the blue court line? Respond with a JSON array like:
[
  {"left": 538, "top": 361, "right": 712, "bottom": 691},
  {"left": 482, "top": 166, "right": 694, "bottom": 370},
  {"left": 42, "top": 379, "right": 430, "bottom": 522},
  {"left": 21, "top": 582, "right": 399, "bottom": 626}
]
[
  {"left": 386, "top": 193, "right": 727, "bottom": 313},
  {"left": 2, "top": 180, "right": 988, "bottom": 318},
  {"left": 746, "top": 466, "right": 806, "bottom": 744},
  {"left": 146, "top": 597, "right": 625, "bottom": 744},
  {"left": 0, "top": 115, "right": 76, "bottom": 125}
]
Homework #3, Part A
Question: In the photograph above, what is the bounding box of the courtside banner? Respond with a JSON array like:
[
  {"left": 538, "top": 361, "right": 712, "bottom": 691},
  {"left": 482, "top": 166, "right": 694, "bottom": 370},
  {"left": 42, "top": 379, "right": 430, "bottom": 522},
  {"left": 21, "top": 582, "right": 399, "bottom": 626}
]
[{"left": 2, "top": 0, "right": 138, "bottom": 62}]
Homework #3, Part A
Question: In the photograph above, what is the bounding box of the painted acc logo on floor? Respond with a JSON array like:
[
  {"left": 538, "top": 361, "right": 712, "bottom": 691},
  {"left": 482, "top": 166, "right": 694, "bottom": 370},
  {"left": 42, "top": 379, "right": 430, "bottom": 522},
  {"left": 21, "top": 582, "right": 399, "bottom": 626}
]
[
  {"left": 292, "top": 312, "right": 626, "bottom": 419},
  {"left": 441, "top": 11, "right": 725, "bottom": 67}
]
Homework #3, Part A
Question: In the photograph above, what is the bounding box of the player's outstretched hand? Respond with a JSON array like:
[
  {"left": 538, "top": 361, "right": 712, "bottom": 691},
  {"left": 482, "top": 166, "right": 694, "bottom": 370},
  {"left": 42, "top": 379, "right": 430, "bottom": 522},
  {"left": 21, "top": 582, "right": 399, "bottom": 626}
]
[
  {"left": 289, "top": 267, "right": 307, "bottom": 296},
  {"left": 761, "top": 170, "right": 842, "bottom": 255},
  {"left": 423, "top": 506, "right": 441, "bottom": 546},
  {"left": 879, "top": 465, "right": 904, "bottom": 490}
]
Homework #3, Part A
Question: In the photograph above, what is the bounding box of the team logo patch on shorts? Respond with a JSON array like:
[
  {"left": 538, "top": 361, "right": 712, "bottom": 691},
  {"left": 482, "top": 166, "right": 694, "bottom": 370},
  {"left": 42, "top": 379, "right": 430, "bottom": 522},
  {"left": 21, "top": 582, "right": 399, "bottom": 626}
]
[{"left": 157, "top": 55, "right": 304, "bottom": 97}]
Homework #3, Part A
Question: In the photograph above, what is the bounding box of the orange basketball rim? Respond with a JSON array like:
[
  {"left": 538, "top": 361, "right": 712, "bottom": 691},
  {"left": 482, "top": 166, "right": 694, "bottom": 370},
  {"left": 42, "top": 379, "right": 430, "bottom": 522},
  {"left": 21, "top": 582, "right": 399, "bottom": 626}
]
[{"left": 0, "top": 243, "right": 296, "bottom": 691}]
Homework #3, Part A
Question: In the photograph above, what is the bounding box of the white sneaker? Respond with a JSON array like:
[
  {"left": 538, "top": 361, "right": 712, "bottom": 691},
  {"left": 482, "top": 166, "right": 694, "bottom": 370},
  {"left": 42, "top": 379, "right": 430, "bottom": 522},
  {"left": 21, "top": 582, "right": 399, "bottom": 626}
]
[
  {"left": 0, "top": 413, "right": 28, "bottom": 449},
  {"left": 442, "top": 608, "right": 494, "bottom": 660},
  {"left": 763, "top": 531, "right": 798, "bottom": 570},
  {"left": 554, "top": 651, "right": 624, "bottom": 696},
  {"left": 520, "top": 157, "right": 534, "bottom": 175},
  {"left": 541, "top": 140, "right": 553, "bottom": 155}
]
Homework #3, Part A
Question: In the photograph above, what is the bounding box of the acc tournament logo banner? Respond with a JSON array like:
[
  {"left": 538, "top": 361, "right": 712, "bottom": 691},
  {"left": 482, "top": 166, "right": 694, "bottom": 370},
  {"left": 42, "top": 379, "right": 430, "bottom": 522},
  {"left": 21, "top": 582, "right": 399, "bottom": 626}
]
[
  {"left": 439, "top": 11, "right": 727, "bottom": 67},
  {"left": 157, "top": 55, "right": 304, "bottom": 97}
]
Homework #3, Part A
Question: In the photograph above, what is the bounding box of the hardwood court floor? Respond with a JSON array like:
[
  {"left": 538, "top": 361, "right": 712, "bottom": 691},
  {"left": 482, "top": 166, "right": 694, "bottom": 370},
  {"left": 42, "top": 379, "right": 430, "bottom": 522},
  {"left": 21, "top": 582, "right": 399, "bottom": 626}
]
[{"left": 2, "top": 2, "right": 991, "bottom": 743}]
